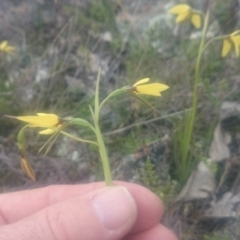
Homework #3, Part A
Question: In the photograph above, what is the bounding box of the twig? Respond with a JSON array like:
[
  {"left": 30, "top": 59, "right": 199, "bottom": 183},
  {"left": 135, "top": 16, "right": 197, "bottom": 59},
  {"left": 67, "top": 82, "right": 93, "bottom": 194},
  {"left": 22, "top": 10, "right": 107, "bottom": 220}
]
[
  {"left": 104, "top": 108, "right": 191, "bottom": 136},
  {"left": 40, "top": 18, "right": 72, "bottom": 61}
]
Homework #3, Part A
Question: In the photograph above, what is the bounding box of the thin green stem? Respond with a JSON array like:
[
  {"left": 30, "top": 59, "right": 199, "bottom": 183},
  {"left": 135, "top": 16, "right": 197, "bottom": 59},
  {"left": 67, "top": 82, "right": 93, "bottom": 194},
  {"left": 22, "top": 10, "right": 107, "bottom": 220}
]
[
  {"left": 99, "top": 87, "right": 128, "bottom": 112},
  {"left": 93, "top": 69, "right": 113, "bottom": 186},
  {"left": 60, "top": 130, "right": 99, "bottom": 146},
  {"left": 89, "top": 105, "right": 113, "bottom": 186},
  {"left": 44, "top": 131, "right": 61, "bottom": 156},
  {"left": 180, "top": 10, "right": 210, "bottom": 182},
  {"left": 68, "top": 118, "right": 96, "bottom": 134},
  {"left": 95, "top": 122, "right": 113, "bottom": 185},
  {"left": 38, "top": 124, "right": 69, "bottom": 154},
  {"left": 95, "top": 69, "right": 101, "bottom": 122},
  {"left": 202, "top": 35, "right": 228, "bottom": 54},
  {"left": 130, "top": 93, "right": 156, "bottom": 113}
]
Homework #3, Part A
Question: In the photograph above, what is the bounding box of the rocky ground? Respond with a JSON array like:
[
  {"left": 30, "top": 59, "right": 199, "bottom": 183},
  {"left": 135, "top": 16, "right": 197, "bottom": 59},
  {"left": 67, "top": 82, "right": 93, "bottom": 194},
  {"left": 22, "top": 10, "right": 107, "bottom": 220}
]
[{"left": 0, "top": 0, "right": 240, "bottom": 239}]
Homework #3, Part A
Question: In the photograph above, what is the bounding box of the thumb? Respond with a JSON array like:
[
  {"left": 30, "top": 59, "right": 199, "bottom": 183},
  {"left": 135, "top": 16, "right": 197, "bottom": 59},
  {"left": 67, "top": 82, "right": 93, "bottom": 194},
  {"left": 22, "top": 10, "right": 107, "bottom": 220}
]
[{"left": 0, "top": 187, "right": 137, "bottom": 240}]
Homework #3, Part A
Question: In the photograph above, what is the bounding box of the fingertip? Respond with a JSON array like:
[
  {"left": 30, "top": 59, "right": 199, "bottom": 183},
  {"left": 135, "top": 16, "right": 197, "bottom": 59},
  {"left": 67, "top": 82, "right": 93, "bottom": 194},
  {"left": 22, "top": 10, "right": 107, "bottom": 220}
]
[
  {"left": 91, "top": 186, "right": 137, "bottom": 231},
  {"left": 117, "top": 182, "right": 164, "bottom": 232}
]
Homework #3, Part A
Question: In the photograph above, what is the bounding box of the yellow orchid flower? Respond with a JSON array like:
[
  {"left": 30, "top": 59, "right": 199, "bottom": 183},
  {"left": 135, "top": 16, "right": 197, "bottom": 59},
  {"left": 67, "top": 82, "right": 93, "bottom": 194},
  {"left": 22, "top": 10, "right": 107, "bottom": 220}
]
[
  {"left": 5, "top": 113, "right": 62, "bottom": 135},
  {"left": 0, "top": 41, "right": 15, "bottom": 53},
  {"left": 221, "top": 31, "right": 240, "bottom": 57},
  {"left": 132, "top": 78, "right": 169, "bottom": 96},
  {"left": 169, "top": 4, "right": 202, "bottom": 28},
  {"left": 38, "top": 126, "right": 62, "bottom": 135}
]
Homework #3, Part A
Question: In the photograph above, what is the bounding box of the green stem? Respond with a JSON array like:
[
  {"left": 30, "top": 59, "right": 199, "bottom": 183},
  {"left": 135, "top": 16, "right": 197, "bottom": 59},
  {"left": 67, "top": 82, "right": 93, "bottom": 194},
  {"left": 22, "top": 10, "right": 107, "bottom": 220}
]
[
  {"left": 38, "top": 124, "right": 69, "bottom": 154},
  {"left": 182, "top": 10, "right": 210, "bottom": 172},
  {"left": 202, "top": 35, "right": 228, "bottom": 54},
  {"left": 95, "top": 69, "right": 101, "bottom": 122},
  {"left": 93, "top": 70, "right": 113, "bottom": 186},
  {"left": 40, "top": 131, "right": 61, "bottom": 156},
  {"left": 69, "top": 118, "right": 96, "bottom": 134},
  {"left": 99, "top": 87, "right": 129, "bottom": 112},
  {"left": 60, "top": 131, "right": 98, "bottom": 146},
  {"left": 95, "top": 122, "right": 113, "bottom": 186}
]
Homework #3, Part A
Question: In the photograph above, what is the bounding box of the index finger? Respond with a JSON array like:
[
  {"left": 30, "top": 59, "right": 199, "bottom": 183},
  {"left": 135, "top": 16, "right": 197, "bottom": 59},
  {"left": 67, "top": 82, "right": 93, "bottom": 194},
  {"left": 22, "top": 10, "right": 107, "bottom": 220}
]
[{"left": 0, "top": 181, "right": 163, "bottom": 233}]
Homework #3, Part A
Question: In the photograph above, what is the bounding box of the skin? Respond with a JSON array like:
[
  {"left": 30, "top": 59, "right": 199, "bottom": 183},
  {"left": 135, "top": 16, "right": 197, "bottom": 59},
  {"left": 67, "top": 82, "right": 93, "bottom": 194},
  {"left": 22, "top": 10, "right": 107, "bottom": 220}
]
[{"left": 0, "top": 181, "right": 178, "bottom": 240}]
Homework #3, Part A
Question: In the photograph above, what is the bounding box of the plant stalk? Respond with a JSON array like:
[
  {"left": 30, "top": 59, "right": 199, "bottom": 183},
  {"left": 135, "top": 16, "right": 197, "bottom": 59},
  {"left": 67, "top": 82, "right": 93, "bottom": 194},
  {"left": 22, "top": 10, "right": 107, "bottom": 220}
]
[
  {"left": 93, "top": 69, "right": 113, "bottom": 186},
  {"left": 179, "top": 10, "right": 210, "bottom": 183}
]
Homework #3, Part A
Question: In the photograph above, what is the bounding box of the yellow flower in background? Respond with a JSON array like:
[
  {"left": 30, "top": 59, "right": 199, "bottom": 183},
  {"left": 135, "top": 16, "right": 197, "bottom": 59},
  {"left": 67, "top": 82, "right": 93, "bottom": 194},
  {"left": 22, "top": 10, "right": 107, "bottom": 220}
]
[
  {"left": 221, "top": 31, "right": 240, "bottom": 57},
  {"left": 0, "top": 41, "right": 15, "bottom": 53},
  {"left": 169, "top": 4, "right": 202, "bottom": 28},
  {"left": 132, "top": 78, "right": 169, "bottom": 96},
  {"left": 5, "top": 113, "right": 62, "bottom": 135}
]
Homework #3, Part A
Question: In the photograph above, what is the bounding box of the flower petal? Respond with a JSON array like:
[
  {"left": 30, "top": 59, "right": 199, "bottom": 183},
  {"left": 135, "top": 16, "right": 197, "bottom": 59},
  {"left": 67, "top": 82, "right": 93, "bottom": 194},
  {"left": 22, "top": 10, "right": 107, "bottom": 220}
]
[
  {"left": 176, "top": 12, "right": 190, "bottom": 23},
  {"left": 0, "top": 41, "right": 8, "bottom": 50},
  {"left": 133, "top": 78, "right": 150, "bottom": 86},
  {"left": 191, "top": 13, "right": 201, "bottom": 28},
  {"left": 135, "top": 83, "right": 169, "bottom": 96},
  {"left": 168, "top": 4, "right": 191, "bottom": 14},
  {"left": 16, "top": 114, "right": 59, "bottom": 128},
  {"left": 221, "top": 39, "right": 231, "bottom": 57},
  {"left": 231, "top": 35, "right": 240, "bottom": 57},
  {"left": 5, "top": 46, "right": 15, "bottom": 52},
  {"left": 0, "top": 41, "right": 14, "bottom": 53},
  {"left": 39, "top": 129, "right": 55, "bottom": 135},
  {"left": 37, "top": 113, "right": 59, "bottom": 117}
]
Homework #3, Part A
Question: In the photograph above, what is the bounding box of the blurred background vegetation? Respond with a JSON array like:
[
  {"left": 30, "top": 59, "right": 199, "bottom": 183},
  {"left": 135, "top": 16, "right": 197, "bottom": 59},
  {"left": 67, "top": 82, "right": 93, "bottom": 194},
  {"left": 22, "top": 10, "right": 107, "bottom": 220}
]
[{"left": 0, "top": 0, "right": 240, "bottom": 239}]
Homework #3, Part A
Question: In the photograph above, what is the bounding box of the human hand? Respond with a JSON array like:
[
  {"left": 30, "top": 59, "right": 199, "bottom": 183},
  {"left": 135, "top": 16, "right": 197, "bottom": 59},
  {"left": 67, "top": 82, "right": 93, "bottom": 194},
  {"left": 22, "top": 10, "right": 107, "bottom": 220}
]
[{"left": 0, "top": 182, "right": 178, "bottom": 240}]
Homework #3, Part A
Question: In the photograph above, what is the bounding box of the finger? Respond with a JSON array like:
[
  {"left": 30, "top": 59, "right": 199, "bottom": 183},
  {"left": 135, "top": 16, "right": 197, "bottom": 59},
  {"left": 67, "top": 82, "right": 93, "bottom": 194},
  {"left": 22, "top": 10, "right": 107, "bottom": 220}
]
[
  {"left": 0, "top": 182, "right": 163, "bottom": 234},
  {"left": 122, "top": 182, "right": 163, "bottom": 233},
  {"left": 123, "top": 224, "right": 178, "bottom": 240},
  {"left": 0, "top": 187, "right": 137, "bottom": 240},
  {"left": 0, "top": 184, "right": 95, "bottom": 225}
]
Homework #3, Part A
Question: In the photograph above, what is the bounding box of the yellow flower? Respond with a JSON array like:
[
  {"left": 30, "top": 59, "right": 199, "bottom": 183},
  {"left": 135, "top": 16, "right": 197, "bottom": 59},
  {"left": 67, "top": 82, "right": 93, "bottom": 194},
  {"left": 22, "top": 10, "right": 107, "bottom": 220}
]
[
  {"left": 132, "top": 78, "right": 169, "bottom": 96},
  {"left": 0, "top": 41, "right": 15, "bottom": 53},
  {"left": 168, "top": 4, "right": 202, "bottom": 28},
  {"left": 5, "top": 113, "right": 62, "bottom": 135},
  {"left": 221, "top": 31, "right": 240, "bottom": 57},
  {"left": 38, "top": 127, "right": 61, "bottom": 135}
]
